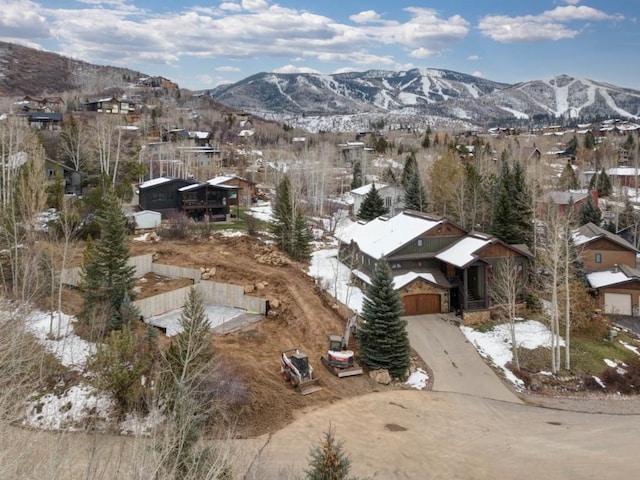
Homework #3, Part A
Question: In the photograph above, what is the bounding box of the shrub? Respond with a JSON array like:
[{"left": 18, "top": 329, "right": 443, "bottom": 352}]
[{"left": 162, "top": 212, "right": 192, "bottom": 240}]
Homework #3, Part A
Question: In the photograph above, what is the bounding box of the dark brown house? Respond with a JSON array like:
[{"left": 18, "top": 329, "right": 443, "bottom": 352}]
[{"left": 336, "top": 210, "right": 532, "bottom": 323}]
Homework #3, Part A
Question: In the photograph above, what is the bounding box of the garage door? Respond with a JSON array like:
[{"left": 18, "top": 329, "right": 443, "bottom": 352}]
[
  {"left": 604, "top": 293, "right": 632, "bottom": 315},
  {"left": 402, "top": 294, "right": 441, "bottom": 315}
]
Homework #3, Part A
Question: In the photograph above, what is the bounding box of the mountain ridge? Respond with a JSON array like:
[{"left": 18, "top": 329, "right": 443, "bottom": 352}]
[{"left": 208, "top": 69, "right": 640, "bottom": 131}]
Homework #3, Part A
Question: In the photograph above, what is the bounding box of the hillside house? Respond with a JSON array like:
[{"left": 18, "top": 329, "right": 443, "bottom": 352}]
[
  {"left": 540, "top": 190, "right": 598, "bottom": 217},
  {"left": 137, "top": 177, "right": 196, "bottom": 218},
  {"left": 339, "top": 141, "right": 366, "bottom": 167},
  {"left": 574, "top": 222, "right": 638, "bottom": 271},
  {"left": 351, "top": 183, "right": 404, "bottom": 217},
  {"left": 84, "top": 97, "right": 136, "bottom": 115},
  {"left": 178, "top": 180, "right": 238, "bottom": 221},
  {"left": 587, "top": 265, "right": 640, "bottom": 316},
  {"left": 207, "top": 174, "right": 257, "bottom": 207},
  {"left": 336, "top": 211, "right": 532, "bottom": 322},
  {"left": 44, "top": 158, "right": 82, "bottom": 195}
]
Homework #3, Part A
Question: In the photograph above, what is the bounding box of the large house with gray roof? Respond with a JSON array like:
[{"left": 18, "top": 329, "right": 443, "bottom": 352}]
[{"left": 336, "top": 210, "right": 532, "bottom": 322}]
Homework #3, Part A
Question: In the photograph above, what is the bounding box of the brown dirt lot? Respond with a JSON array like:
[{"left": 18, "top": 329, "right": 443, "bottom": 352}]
[{"left": 128, "top": 234, "right": 398, "bottom": 437}]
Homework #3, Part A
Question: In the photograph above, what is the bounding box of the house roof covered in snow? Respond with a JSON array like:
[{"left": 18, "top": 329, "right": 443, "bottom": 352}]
[
  {"left": 573, "top": 222, "right": 638, "bottom": 252},
  {"left": 435, "top": 232, "right": 493, "bottom": 268},
  {"left": 351, "top": 182, "right": 389, "bottom": 196},
  {"left": 392, "top": 270, "right": 451, "bottom": 290},
  {"left": 137, "top": 177, "right": 174, "bottom": 189},
  {"left": 335, "top": 211, "right": 442, "bottom": 259},
  {"left": 587, "top": 264, "right": 640, "bottom": 288}
]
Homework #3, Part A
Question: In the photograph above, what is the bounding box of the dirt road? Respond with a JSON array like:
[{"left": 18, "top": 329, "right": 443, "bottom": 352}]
[{"left": 247, "top": 390, "right": 640, "bottom": 479}]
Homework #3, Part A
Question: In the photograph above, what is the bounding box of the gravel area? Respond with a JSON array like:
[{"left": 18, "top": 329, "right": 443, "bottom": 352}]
[{"left": 520, "top": 391, "right": 640, "bottom": 414}]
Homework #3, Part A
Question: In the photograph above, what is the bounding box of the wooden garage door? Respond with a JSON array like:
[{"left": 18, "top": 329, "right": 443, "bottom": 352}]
[
  {"left": 604, "top": 293, "right": 632, "bottom": 315},
  {"left": 402, "top": 294, "right": 441, "bottom": 315}
]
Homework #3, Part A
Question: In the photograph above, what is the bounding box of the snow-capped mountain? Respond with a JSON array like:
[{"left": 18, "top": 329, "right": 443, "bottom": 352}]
[{"left": 209, "top": 70, "right": 640, "bottom": 131}]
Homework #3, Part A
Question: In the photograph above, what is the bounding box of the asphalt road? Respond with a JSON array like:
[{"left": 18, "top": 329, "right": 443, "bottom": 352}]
[
  {"left": 613, "top": 315, "right": 640, "bottom": 336},
  {"left": 406, "top": 313, "right": 522, "bottom": 403},
  {"left": 248, "top": 390, "right": 640, "bottom": 479}
]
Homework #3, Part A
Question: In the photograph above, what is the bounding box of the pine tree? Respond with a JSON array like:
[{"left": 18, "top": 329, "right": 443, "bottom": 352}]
[
  {"left": 357, "top": 260, "right": 410, "bottom": 379},
  {"left": 404, "top": 170, "right": 427, "bottom": 212},
  {"left": 578, "top": 196, "right": 602, "bottom": 226},
  {"left": 305, "top": 427, "right": 356, "bottom": 480},
  {"left": 271, "top": 175, "right": 294, "bottom": 253},
  {"left": 558, "top": 161, "right": 579, "bottom": 190},
  {"left": 490, "top": 161, "right": 532, "bottom": 245},
  {"left": 357, "top": 183, "right": 389, "bottom": 221},
  {"left": 589, "top": 168, "right": 612, "bottom": 197},
  {"left": 565, "top": 135, "right": 578, "bottom": 156},
  {"left": 165, "top": 287, "right": 213, "bottom": 386},
  {"left": 401, "top": 152, "right": 417, "bottom": 188},
  {"left": 350, "top": 160, "right": 363, "bottom": 190},
  {"left": 583, "top": 130, "right": 596, "bottom": 150},
  {"left": 292, "top": 210, "right": 312, "bottom": 262},
  {"left": 421, "top": 132, "right": 430, "bottom": 149},
  {"left": 271, "top": 175, "right": 311, "bottom": 261},
  {"left": 79, "top": 188, "right": 136, "bottom": 335}
]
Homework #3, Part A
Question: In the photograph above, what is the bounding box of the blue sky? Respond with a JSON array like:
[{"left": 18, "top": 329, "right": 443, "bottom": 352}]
[{"left": 1, "top": 0, "right": 638, "bottom": 90}]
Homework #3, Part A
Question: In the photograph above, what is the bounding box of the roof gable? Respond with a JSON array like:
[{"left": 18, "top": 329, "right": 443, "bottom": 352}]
[
  {"left": 336, "top": 211, "right": 442, "bottom": 259},
  {"left": 574, "top": 222, "right": 638, "bottom": 252},
  {"left": 435, "top": 233, "right": 493, "bottom": 268}
]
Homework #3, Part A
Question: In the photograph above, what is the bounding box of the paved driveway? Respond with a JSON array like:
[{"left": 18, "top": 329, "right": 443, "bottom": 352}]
[{"left": 406, "top": 313, "right": 521, "bottom": 403}]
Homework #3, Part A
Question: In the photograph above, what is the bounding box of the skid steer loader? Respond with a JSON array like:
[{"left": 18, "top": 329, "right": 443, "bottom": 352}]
[{"left": 280, "top": 349, "right": 322, "bottom": 395}]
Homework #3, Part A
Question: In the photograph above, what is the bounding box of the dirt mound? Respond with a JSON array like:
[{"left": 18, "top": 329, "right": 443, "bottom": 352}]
[{"left": 130, "top": 234, "right": 385, "bottom": 437}]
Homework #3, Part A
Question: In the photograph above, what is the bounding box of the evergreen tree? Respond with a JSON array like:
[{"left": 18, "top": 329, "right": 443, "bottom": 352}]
[
  {"left": 623, "top": 132, "right": 635, "bottom": 152},
  {"left": 583, "top": 130, "right": 596, "bottom": 150},
  {"left": 292, "top": 210, "right": 312, "bottom": 262},
  {"left": 350, "top": 160, "right": 363, "bottom": 190},
  {"left": 79, "top": 189, "right": 135, "bottom": 335},
  {"left": 357, "top": 183, "right": 389, "bottom": 221},
  {"left": 165, "top": 287, "right": 213, "bottom": 386},
  {"left": 565, "top": 135, "right": 578, "bottom": 156},
  {"left": 305, "top": 427, "right": 356, "bottom": 480},
  {"left": 619, "top": 196, "right": 637, "bottom": 231},
  {"left": 404, "top": 170, "right": 427, "bottom": 212},
  {"left": 578, "top": 196, "right": 602, "bottom": 226},
  {"left": 589, "top": 168, "right": 612, "bottom": 197},
  {"left": 421, "top": 132, "right": 430, "bottom": 149},
  {"left": 558, "top": 161, "right": 579, "bottom": 190},
  {"left": 271, "top": 175, "right": 294, "bottom": 253},
  {"left": 490, "top": 161, "right": 532, "bottom": 245},
  {"left": 271, "top": 175, "right": 311, "bottom": 261},
  {"left": 401, "top": 152, "right": 417, "bottom": 188},
  {"left": 357, "top": 260, "right": 410, "bottom": 379}
]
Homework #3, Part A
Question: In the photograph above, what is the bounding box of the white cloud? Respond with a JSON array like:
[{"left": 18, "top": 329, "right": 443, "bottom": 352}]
[
  {"left": 5, "top": 2, "right": 469, "bottom": 74},
  {"left": 479, "top": 5, "right": 624, "bottom": 43},
  {"left": 215, "top": 66, "right": 241, "bottom": 72},
  {"left": 472, "top": 71, "right": 483, "bottom": 77},
  {"left": 219, "top": 2, "right": 242, "bottom": 12},
  {"left": 333, "top": 66, "right": 359, "bottom": 74},
  {"left": 272, "top": 64, "right": 321, "bottom": 74},
  {"left": 349, "top": 10, "right": 386, "bottom": 25},
  {"left": 0, "top": 1, "right": 51, "bottom": 39},
  {"left": 563, "top": 0, "right": 581, "bottom": 4},
  {"left": 241, "top": 0, "right": 268, "bottom": 11},
  {"left": 467, "top": 55, "right": 481, "bottom": 61}
]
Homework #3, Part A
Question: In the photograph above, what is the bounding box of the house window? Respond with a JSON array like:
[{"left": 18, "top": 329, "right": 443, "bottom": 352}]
[
  {"left": 385, "top": 196, "right": 392, "bottom": 207},
  {"left": 595, "top": 253, "right": 602, "bottom": 264},
  {"left": 391, "top": 263, "right": 401, "bottom": 270},
  {"left": 47, "top": 169, "right": 55, "bottom": 177},
  {"left": 417, "top": 239, "right": 423, "bottom": 247}
]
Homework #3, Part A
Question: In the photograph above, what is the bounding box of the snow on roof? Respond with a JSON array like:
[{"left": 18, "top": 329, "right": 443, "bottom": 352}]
[
  {"left": 335, "top": 212, "right": 441, "bottom": 259},
  {"left": 607, "top": 167, "right": 640, "bottom": 176},
  {"left": 191, "top": 131, "right": 210, "bottom": 139},
  {"left": 208, "top": 175, "right": 234, "bottom": 185},
  {"left": 392, "top": 272, "right": 436, "bottom": 289},
  {"left": 587, "top": 270, "right": 632, "bottom": 288},
  {"left": 351, "top": 182, "right": 388, "bottom": 196},
  {"left": 238, "top": 129, "right": 255, "bottom": 137},
  {"left": 436, "top": 234, "right": 492, "bottom": 268},
  {"left": 138, "top": 177, "right": 173, "bottom": 189}
]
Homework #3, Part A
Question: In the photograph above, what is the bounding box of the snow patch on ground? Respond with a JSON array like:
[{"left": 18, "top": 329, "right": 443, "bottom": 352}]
[
  {"left": 23, "top": 385, "right": 113, "bottom": 431},
  {"left": 461, "top": 320, "right": 563, "bottom": 389},
  {"left": 309, "top": 248, "right": 365, "bottom": 313},
  {"left": 26, "top": 311, "right": 95, "bottom": 370},
  {"left": 405, "top": 368, "right": 429, "bottom": 390},
  {"left": 604, "top": 358, "right": 617, "bottom": 368},
  {"left": 619, "top": 340, "right": 640, "bottom": 355}
]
